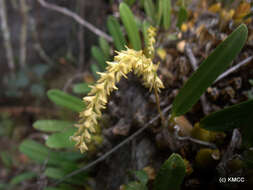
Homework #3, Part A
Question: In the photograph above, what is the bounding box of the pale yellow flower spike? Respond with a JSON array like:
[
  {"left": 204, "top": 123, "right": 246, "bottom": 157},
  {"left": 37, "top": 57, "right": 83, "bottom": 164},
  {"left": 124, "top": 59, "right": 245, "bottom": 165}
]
[
  {"left": 147, "top": 26, "right": 157, "bottom": 58},
  {"left": 71, "top": 27, "right": 164, "bottom": 153}
]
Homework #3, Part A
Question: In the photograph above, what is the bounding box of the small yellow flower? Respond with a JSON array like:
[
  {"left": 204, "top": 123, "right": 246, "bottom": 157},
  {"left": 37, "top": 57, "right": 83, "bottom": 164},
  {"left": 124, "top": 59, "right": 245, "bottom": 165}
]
[
  {"left": 80, "top": 142, "right": 88, "bottom": 153},
  {"left": 72, "top": 27, "right": 164, "bottom": 153}
]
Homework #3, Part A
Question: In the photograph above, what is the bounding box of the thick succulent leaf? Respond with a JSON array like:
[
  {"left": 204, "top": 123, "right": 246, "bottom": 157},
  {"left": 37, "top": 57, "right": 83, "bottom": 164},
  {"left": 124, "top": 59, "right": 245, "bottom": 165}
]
[
  {"left": 200, "top": 99, "right": 253, "bottom": 131},
  {"left": 134, "top": 170, "right": 149, "bottom": 185},
  {"left": 0, "top": 183, "right": 10, "bottom": 189},
  {"left": 44, "top": 185, "right": 75, "bottom": 190},
  {"left": 119, "top": 2, "right": 142, "bottom": 50},
  {"left": 0, "top": 151, "right": 12, "bottom": 168},
  {"left": 47, "top": 89, "right": 85, "bottom": 112},
  {"left": 172, "top": 24, "right": 248, "bottom": 117},
  {"left": 243, "top": 150, "right": 253, "bottom": 168},
  {"left": 44, "top": 188, "right": 62, "bottom": 190},
  {"left": 19, "top": 139, "right": 51, "bottom": 164},
  {"left": 99, "top": 37, "right": 110, "bottom": 60},
  {"left": 177, "top": 6, "right": 188, "bottom": 28},
  {"left": 107, "top": 16, "right": 126, "bottom": 51},
  {"left": 44, "top": 167, "right": 85, "bottom": 185},
  {"left": 19, "top": 140, "right": 82, "bottom": 166},
  {"left": 91, "top": 46, "right": 107, "bottom": 70},
  {"left": 73, "top": 83, "right": 91, "bottom": 94},
  {"left": 33, "top": 120, "right": 74, "bottom": 132},
  {"left": 154, "top": 153, "right": 186, "bottom": 190},
  {"left": 123, "top": 0, "right": 136, "bottom": 6},
  {"left": 162, "top": 0, "right": 171, "bottom": 30},
  {"left": 10, "top": 172, "right": 36, "bottom": 185},
  {"left": 91, "top": 63, "right": 100, "bottom": 79},
  {"left": 200, "top": 99, "right": 253, "bottom": 147},
  {"left": 125, "top": 182, "right": 147, "bottom": 190},
  {"left": 249, "top": 79, "right": 253, "bottom": 85},
  {"left": 156, "top": 0, "right": 163, "bottom": 26},
  {"left": 144, "top": 0, "right": 156, "bottom": 24},
  {"left": 46, "top": 128, "right": 76, "bottom": 149}
]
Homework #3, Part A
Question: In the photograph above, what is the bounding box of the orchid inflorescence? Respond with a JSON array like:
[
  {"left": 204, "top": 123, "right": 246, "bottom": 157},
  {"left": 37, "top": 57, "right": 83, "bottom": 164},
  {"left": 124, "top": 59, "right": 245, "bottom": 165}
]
[{"left": 71, "top": 26, "right": 164, "bottom": 153}]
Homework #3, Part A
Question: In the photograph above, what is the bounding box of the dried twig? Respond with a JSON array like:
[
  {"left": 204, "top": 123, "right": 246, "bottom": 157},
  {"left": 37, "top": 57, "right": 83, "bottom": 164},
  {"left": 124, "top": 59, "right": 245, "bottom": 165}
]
[
  {"left": 37, "top": 0, "right": 113, "bottom": 42},
  {"left": 217, "top": 129, "right": 242, "bottom": 176},
  {"left": 29, "top": 17, "right": 54, "bottom": 65},
  {"left": 0, "top": 0, "right": 15, "bottom": 74},
  {"left": 185, "top": 44, "right": 198, "bottom": 70},
  {"left": 37, "top": 157, "right": 49, "bottom": 190},
  {"left": 20, "top": 0, "right": 28, "bottom": 67},
  {"left": 52, "top": 105, "right": 172, "bottom": 186},
  {"left": 63, "top": 72, "right": 86, "bottom": 92},
  {"left": 174, "top": 125, "right": 217, "bottom": 149},
  {"left": 215, "top": 56, "right": 253, "bottom": 83},
  {"left": 77, "top": 0, "right": 85, "bottom": 70},
  {"left": 185, "top": 43, "right": 211, "bottom": 114}
]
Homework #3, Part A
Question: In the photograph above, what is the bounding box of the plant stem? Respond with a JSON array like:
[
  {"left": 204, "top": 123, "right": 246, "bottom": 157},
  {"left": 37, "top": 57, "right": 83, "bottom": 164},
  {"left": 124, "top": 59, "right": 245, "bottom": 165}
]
[
  {"left": 37, "top": 0, "right": 112, "bottom": 42},
  {"left": 154, "top": 87, "right": 166, "bottom": 127},
  {"left": 0, "top": 0, "right": 15, "bottom": 74},
  {"left": 20, "top": 0, "right": 28, "bottom": 68}
]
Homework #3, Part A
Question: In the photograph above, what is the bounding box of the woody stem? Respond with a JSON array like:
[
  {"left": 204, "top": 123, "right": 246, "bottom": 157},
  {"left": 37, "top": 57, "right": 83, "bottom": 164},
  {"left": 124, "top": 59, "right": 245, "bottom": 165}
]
[{"left": 154, "top": 88, "right": 166, "bottom": 127}]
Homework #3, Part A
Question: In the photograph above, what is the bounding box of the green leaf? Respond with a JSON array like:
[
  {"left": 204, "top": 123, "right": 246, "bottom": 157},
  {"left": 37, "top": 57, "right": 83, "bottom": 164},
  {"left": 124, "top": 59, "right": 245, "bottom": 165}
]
[
  {"left": 200, "top": 99, "right": 253, "bottom": 131},
  {"left": 19, "top": 139, "right": 50, "bottom": 164},
  {"left": 33, "top": 120, "right": 74, "bottom": 132},
  {"left": 10, "top": 172, "right": 36, "bottom": 185},
  {"left": 248, "top": 91, "right": 253, "bottom": 99},
  {"left": 241, "top": 124, "right": 253, "bottom": 148},
  {"left": 47, "top": 89, "right": 85, "bottom": 112},
  {"left": 172, "top": 24, "right": 248, "bottom": 117},
  {"left": 99, "top": 37, "right": 110, "bottom": 60},
  {"left": 244, "top": 150, "right": 253, "bottom": 169},
  {"left": 119, "top": 2, "right": 142, "bottom": 50},
  {"left": 30, "top": 84, "right": 45, "bottom": 97},
  {"left": 156, "top": 0, "right": 163, "bottom": 26},
  {"left": 125, "top": 182, "right": 147, "bottom": 190},
  {"left": 162, "top": 0, "right": 171, "bottom": 30},
  {"left": 134, "top": 170, "right": 148, "bottom": 185},
  {"left": 154, "top": 153, "right": 186, "bottom": 190},
  {"left": 144, "top": 0, "right": 156, "bottom": 24},
  {"left": 249, "top": 79, "right": 253, "bottom": 85},
  {"left": 46, "top": 128, "right": 76, "bottom": 149},
  {"left": 45, "top": 184, "right": 75, "bottom": 190},
  {"left": 44, "top": 186, "right": 74, "bottom": 190},
  {"left": 73, "top": 83, "right": 91, "bottom": 94},
  {"left": 91, "top": 46, "right": 107, "bottom": 70},
  {"left": 177, "top": 6, "right": 188, "bottom": 28},
  {"left": 44, "top": 167, "right": 86, "bottom": 185},
  {"left": 44, "top": 167, "right": 65, "bottom": 180},
  {"left": 107, "top": 16, "right": 126, "bottom": 51},
  {"left": 19, "top": 140, "right": 82, "bottom": 165},
  {"left": 56, "top": 151, "right": 83, "bottom": 162},
  {"left": 91, "top": 64, "right": 100, "bottom": 79},
  {"left": 200, "top": 99, "right": 253, "bottom": 147},
  {"left": 123, "top": 0, "right": 136, "bottom": 6},
  {"left": 0, "top": 183, "right": 10, "bottom": 189},
  {"left": 32, "top": 64, "right": 50, "bottom": 79},
  {"left": 0, "top": 151, "right": 12, "bottom": 168},
  {"left": 139, "top": 0, "right": 145, "bottom": 7},
  {"left": 44, "top": 188, "right": 61, "bottom": 190},
  {"left": 15, "top": 70, "right": 29, "bottom": 88}
]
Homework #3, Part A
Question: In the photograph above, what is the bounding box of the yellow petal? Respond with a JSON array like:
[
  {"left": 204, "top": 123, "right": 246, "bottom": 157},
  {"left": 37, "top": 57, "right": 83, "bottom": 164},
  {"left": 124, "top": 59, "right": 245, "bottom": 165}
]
[{"left": 80, "top": 142, "right": 88, "bottom": 153}]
